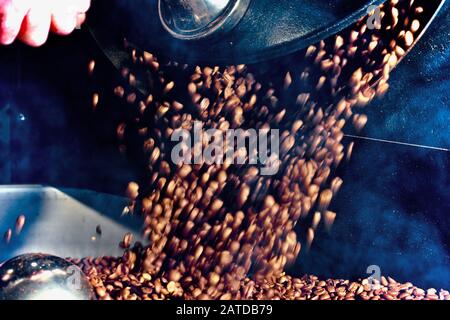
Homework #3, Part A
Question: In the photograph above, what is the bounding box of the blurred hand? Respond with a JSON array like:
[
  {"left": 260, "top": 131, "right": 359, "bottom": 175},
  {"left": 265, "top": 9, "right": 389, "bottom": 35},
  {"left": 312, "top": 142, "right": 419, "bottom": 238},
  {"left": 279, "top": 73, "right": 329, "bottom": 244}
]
[{"left": 0, "top": 0, "right": 90, "bottom": 46}]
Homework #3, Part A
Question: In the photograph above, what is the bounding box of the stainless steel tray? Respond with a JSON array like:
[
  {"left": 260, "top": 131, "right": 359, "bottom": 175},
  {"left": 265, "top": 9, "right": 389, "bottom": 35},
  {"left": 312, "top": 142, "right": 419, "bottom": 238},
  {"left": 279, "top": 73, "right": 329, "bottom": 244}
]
[{"left": 0, "top": 186, "right": 145, "bottom": 262}]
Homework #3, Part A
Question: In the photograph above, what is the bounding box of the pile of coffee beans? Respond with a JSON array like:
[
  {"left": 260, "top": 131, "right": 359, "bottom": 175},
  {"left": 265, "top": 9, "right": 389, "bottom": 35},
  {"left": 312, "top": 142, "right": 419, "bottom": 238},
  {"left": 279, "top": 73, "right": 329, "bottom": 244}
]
[
  {"left": 69, "top": 252, "right": 450, "bottom": 300},
  {"left": 80, "top": 0, "right": 444, "bottom": 300}
]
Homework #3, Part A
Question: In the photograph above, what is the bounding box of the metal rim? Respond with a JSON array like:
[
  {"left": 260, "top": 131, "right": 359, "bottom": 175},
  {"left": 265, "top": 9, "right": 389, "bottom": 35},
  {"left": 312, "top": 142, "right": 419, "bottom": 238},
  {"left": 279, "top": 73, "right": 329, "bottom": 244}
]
[
  {"left": 89, "top": 0, "right": 445, "bottom": 65},
  {"left": 158, "top": 0, "right": 252, "bottom": 41}
]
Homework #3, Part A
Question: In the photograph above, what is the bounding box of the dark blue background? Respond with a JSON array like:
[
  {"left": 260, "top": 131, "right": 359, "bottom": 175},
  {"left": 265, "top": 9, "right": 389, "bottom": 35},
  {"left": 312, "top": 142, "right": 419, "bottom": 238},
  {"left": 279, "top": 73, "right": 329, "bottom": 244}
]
[
  {"left": 0, "top": 2, "right": 448, "bottom": 289},
  {"left": 296, "top": 2, "right": 450, "bottom": 289}
]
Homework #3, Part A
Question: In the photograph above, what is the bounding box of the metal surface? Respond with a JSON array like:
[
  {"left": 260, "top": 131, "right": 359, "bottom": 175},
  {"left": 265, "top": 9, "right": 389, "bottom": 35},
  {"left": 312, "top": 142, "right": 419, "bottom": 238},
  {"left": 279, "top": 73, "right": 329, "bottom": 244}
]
[
  {"left": 0, "top": 254, "right": 95, "bottom": 300},
  {"left": 159, "top": 0, "right": 251, "bottom": 40},
  {"left": 0, "top": 186, "right": 145, "bottom": 262},
  {"left": 88, "top": 0, "right": 387, "bottom": 65},
  {"left": 88, "top": 0, "right": 445, "bottom": 93}
]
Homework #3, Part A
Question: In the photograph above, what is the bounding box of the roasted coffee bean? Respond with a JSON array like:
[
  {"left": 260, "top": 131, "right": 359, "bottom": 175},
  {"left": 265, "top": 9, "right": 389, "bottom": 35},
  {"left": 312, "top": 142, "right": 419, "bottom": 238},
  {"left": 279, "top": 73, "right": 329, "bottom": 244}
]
[
  {"left": 3, "top": 229, "right": 12, "bottom": 244},
  {"left": 120, "top": 233, "right": 133, "bottom": 249},
  {"left": 15, "top": 214, "right": 26, "bottom": 234}
]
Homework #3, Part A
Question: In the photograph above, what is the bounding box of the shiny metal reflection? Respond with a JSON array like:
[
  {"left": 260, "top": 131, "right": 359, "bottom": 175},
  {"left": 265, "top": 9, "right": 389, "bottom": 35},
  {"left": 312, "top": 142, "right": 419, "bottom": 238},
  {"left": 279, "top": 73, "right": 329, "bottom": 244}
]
[
  {"left": 0, "top": 254, "right": 95, "bottom": 300},
  {"left": 159, "top": 0, "right": 251, "bottom": 40}
]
